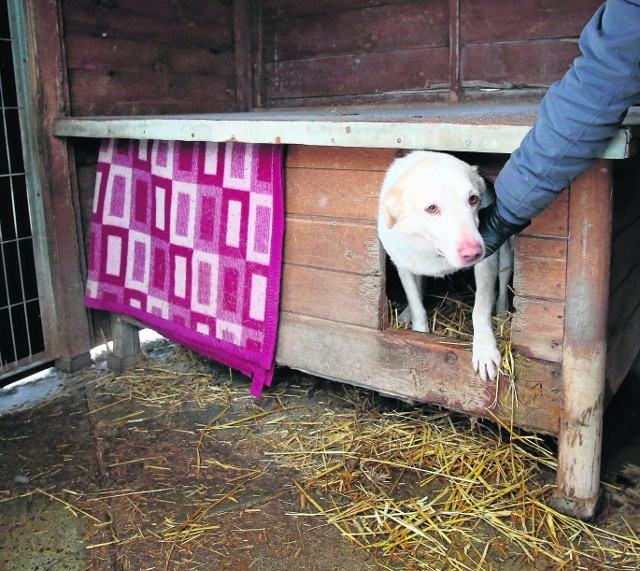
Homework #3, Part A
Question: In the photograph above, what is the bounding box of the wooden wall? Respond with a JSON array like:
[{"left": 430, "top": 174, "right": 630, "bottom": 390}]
[
  {"left": 276, "top": 146, "right": 561, "bottom": 434},
  {"left": 606, "top": 158, "right": 640, "bottom": 395},
  {"left": 61, "top": 0, "right": 238, "bottom": 116},
  {"left": 260, "top": 0, "right": 602, "bottom": 108}
]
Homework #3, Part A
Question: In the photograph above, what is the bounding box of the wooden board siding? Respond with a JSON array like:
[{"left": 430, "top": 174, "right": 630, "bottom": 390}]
[
  {"left": 510, "top": 193, "right": 569, "bottom": 363},
  {"left": 61, "top": 0, "right": 237, "bottom": 116},
  {"left": 276, "top": 313, "right": 562, "bottom": 435},
  {"left": 262, "top": 0, "right": 451, "bottom": 107},
  {"left": 606, "top": 158, "right": 640, "bottom": 394},
  {"left": 279, "top": 146, "right": 395, "bottom": 329},
  {"left": 260, "top": 0, "right": 600, "bottom": 107}
]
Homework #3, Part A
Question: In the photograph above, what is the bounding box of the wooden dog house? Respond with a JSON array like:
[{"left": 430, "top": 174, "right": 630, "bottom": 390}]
[{"left": 5, "top": 0, "right": 640, "bottom": 520}]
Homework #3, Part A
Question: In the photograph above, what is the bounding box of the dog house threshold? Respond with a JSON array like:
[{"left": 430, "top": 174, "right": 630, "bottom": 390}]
[{"left": 54, "top": 103, "right": 639, "bottom": 157}]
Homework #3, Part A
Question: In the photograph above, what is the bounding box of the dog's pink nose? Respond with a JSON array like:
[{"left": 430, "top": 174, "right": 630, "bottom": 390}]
[{"left": 458, "top": 242, "right": 483, "bottom": 264}]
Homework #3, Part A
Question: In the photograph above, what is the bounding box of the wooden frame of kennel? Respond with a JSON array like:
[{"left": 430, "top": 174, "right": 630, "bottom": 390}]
[{"left": 56, "top": 105, "right": 640, "bottom": 520}]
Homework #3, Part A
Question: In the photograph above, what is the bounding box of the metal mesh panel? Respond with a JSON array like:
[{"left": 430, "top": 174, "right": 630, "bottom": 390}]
[{"left": 0, "top": 0, "right": 45, "bottom": 372}]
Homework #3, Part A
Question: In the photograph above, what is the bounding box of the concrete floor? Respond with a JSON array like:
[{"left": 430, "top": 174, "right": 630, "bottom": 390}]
[{"left": 1, "top": 337, "right": 639, "bottom": 570}]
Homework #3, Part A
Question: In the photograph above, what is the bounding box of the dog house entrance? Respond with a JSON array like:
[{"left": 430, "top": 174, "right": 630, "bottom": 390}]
[{"left": 384, "top": 256, "right": 513, "bottom": 341}]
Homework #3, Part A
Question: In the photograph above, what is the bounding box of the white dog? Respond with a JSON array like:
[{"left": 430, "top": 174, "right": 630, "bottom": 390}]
[{"left": 377, "top": 151, "right": 512, "bottom": 381}]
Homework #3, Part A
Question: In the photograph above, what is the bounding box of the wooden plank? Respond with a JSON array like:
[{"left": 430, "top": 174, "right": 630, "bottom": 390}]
[
  {"left": 264, "top": 0, "right": 427, "bottom": 19},
  {"left": 608, "top": 260, "right": 640, "bottom": 341},
  {"left": 449, "top": 0, "right": 460, "bottom": 102},
  {"left": 280, "top": 265, "right": 382, "bottom": 329},
  {"left": 267, "top": 47, "right": 450, "bottom": 101},
  {"left": 276, "top": 313, "right": 562, "bottom": 435},
  {"left": 513, "top": 236, "right": 567, "bottom": 302},
  {"left": 285, "top": 167, "right": 383, "bottom": 221},
  {"left": 607, "top": 296, "right": 640, "bottom": 397},
  {"left": 511, "top": 297, "right": 564, "bottom": 362},
  {"left": 284, "top": 217, "right": 381, "bottom": 275},
  {"left": 461, "top": 40, "right": 581, "bottom": 88},
  {"left": 610, "top": 219, "right": 640, "bottom": 296},
  {"left": 26, "top": 0, "right": 92, "bottom": 363},
  {"left": 65, "top": 35, "right": 235, "bottom": 75},
  {"left": 70, "top": 100, "right": 238, "bottom": 117},
  {"left": 62, "top": 0, "right": 232, "bottom": 47},
  {"left": 611, "top": 158, "right": 640, "bottom": 234},
  {"left": 460, "top": 0, "right": 601, "bottom": 44},
  {"left": 234, "top": 0, "right": 254, "bottom": 111},
  {"left": 271, "top": 0, "right": 448, "bottom": 62},
  {"left": 64, "top": 0, "right": 232, "bottom": 23},
  {"left": 286, "top": 146, "right": 396, "bottom": 171},
  {"left": 522, "top": 190, "right": 569, "bottom": 238},
  {"left": 68, "top": 69, "right": 235, "bottom": 105},
  {"left": 555, "top": 160, "right": 613, "bottom": 519}
]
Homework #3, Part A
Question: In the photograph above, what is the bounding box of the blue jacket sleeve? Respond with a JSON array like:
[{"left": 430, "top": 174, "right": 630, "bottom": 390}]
[{"left": 495, "top": 0, "right": 640, "bottom": 226}]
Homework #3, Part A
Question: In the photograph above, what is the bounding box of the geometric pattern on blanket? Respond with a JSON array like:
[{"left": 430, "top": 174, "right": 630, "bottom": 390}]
[{"left": 85, "top": 139, "right": 285, "bottom": 397}]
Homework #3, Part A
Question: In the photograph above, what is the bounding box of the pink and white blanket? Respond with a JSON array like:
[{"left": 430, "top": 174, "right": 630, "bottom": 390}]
[{"left": 85, "top": 139, "right": 284, "bottom": 397}]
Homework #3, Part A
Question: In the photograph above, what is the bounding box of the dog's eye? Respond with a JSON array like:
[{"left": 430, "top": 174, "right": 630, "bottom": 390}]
[
  {"left": 425, "top": 204, "right": 439, "bottom": 214},
  {"left": 469, "top": 195, "right": 479, "bottom": 205}
]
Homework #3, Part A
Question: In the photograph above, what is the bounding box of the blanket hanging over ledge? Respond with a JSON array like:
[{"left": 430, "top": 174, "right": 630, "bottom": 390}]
[{"left": 85, "top": 139, "right": 284, "bottom": 397}]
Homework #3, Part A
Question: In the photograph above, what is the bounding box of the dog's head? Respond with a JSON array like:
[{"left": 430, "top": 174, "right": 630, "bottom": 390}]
[{"left": 381, "top": 152, "right": 488, "bottom": 269}]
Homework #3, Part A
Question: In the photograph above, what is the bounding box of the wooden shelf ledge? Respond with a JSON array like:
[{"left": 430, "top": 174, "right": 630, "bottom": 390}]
[{"left": 54, "top": 103, "right": 640, "bottom": 157}]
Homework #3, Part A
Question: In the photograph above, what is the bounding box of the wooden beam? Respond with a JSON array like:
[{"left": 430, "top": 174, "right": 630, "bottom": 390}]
[
  {"left": 276, "top": 312, "right": 562, "bottom": 435},
  {"left": 24, "top": 0, "right": 92, "bottom": 369},
  {"left": 449, "top": 0, "right": 460, "bottom": 102},
  {"left": 553, "top": 161, "right": 613, "bottom": 520}
]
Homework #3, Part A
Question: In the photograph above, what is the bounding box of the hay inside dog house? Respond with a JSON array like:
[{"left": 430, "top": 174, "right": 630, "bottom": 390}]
[{"left": 3, "top": 0, "right": 639, "bottom": 521}]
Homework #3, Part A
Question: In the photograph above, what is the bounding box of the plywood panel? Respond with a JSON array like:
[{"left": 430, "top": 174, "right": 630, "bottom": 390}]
[
  {"left": 285, "top": 168, "right": 383, "bottom": 221},
  {"left": 513, "top": 236, "right": 567, "bottom": 302},
  {"left": 284, "top": 217, "right": 381, "bottom": 275},
  {"left": 280, "top": 265, "right": 382, "bottom": 328},
  {"left": 276, "top": 313, "right": 562, "bottom": 435}
]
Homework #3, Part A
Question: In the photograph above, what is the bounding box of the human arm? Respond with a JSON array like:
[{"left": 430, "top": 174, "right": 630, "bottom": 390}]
[{"left": 480, "top": 0, "right": 640, "bottom": 255}]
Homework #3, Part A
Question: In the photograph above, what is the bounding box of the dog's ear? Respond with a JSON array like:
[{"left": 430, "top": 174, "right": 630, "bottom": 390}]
[
  {"left": 381, "top": 183, "right": 404, "bottom": 229},
  {"left": 470, "top": 166, "right": 485, "bottom": 191}
]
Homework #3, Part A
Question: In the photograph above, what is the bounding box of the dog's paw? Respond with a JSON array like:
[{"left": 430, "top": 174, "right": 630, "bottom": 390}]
[
  {"left": 398, "top": 306, "right": 429, "bottom": 333},
  {"left": 411, "top": 320, "right": 429, "bottom": 333},
  {"left": 472, "top": 337, "right": 501, "bottom": 381}
]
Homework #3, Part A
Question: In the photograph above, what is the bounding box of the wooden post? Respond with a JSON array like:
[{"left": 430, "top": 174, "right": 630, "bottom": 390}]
[
  {"left": 448, "top": 0, "right": 461, "bottom": 103},
  {"left": 106, "top": 314, "right": 142, "bottom": 373},
  {"left": 553, "top": 161, "right": 612, "bottom": 520},
  {"left": 24, "top": 0, "right": 92, "bottom": 371},
  {"left": 234, "top": 0, "right": 254, "bottom": 111}
]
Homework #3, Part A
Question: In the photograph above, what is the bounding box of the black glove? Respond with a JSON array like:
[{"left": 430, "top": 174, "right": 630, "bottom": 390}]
[{"left": 478, "top": 203, "right": 530, "bottom": 257}]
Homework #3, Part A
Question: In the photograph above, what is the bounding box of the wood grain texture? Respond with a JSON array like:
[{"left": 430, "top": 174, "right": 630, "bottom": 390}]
[
  {"left": 461, "top": 40, "right": 580, "bottom": 88},
  {"left": 460, "top": 0, "right": 601, "bottom": 44},
  {"left": 26, "top": 0, "right": 93, "bottom": 360},
  {"left": 285, "top": 167, "right": 384, "bottom": 221},
  {"left": 513, "top": 236, "right": 568, "bottom": 302},
  {"left": 280, "top": 265, "right": 383, "bottom": 328},
  {"left": 267, "top": 47, "right": 450, "bottom": 101},
  {"left": 276, "top": 313, "right": 562, "bottom": 435},
  {"left": 270, "top": 0, "right": 448, "bottom": 62},
  {"left": 511, "top": 297, "right": 564, "bottom": 362},
  {"left": 283, "top": 217, "right": 381, "bottom": 275}
]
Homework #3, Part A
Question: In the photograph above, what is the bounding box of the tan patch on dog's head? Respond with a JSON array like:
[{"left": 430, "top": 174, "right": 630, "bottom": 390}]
[{"left": 381, "top": 183, "right": 405, "bottom": 229}]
